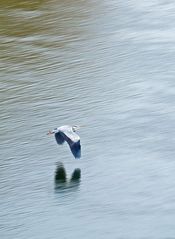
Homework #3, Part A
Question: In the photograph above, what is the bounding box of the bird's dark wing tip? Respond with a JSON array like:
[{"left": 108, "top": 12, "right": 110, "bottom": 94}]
[
  {"left": 55, "top": 132, "right": 65, "bottom": 145},
  {"left": 70, "top": 140, "right": 81, "bottom": 159}
]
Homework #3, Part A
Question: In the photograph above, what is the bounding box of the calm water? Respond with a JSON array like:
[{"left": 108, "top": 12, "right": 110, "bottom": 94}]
[{"left": 1, "top": 0, "right": 175, "bottom": 238}]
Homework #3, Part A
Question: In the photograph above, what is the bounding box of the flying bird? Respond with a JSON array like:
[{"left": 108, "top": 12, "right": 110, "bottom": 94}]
[{"left": 47, "top": 125, "right": 81, "bottom": 159}]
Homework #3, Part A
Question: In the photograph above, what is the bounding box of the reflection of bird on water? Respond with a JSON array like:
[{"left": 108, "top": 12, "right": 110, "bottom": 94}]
[
  {"left": 54, "top": 162, "right": 67, "bottom": 183},
  {"left": 54, "top": 162, "right": 81, "bottom": 191},
  {"left": 47, "top": 125, "right": 81, "bottom": 159},
  {"left": 71, "top": 168, "right": 81, "bottom": 181}
]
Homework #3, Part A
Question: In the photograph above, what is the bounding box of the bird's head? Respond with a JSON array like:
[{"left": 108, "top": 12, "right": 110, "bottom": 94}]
[{"left": 72, "top": 125, "right": 80, "bottom": 132}]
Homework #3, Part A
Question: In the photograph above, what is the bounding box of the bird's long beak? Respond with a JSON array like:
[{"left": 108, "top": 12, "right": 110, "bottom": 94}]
[
  {"left": 78, "top": 125, "right": 85, "bottom": 128},
  {"left": 47, "top": 130, "right": 54, "bottom": 135}
]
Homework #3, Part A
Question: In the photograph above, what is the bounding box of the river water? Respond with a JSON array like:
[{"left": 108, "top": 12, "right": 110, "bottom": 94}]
[{"left": 1, "top": 0, "right": 175, "bottom": 238}]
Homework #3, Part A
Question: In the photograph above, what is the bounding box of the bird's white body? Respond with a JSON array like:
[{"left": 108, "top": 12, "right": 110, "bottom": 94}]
[{"left": 58, "top": 125, "right": 80, "bottom": 143}]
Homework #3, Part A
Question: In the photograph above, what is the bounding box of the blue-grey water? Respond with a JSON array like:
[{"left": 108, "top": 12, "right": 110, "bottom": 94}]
[{"left": 1, "top": 1, "right": 175, "bottom": 238}]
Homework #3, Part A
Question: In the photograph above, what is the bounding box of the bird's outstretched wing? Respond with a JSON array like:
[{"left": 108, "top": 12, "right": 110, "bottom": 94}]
[
  {"left": 55, "top": 132, "right": 65, "bottom": 145},
  {"left": 58, "top": 127, "right": 81, "bottom": 159},
  {"left": 69, "top": 140, "right": 81, "bottom": 159}
]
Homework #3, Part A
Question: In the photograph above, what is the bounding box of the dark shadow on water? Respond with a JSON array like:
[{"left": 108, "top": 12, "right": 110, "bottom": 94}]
[{"left": 54, "top": 162, "right": 81, "bottom": 193}]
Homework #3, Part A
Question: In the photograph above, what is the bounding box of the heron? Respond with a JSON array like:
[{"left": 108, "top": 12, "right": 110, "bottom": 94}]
[{"left": 47, "top": 125, "right": 81, "bottom": 159}]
